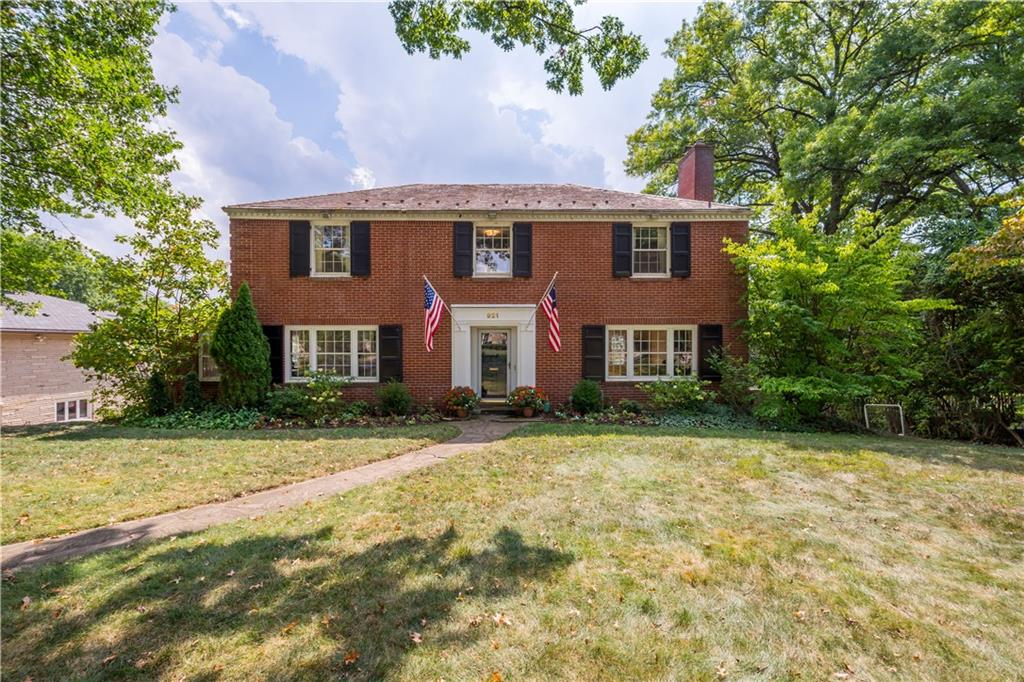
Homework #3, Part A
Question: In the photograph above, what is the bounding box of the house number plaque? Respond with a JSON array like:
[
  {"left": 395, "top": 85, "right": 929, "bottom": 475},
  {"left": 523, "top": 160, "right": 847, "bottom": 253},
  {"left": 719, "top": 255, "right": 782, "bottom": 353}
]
[{"left": 486, "top": 312, "right": 499, "bottom": 319}]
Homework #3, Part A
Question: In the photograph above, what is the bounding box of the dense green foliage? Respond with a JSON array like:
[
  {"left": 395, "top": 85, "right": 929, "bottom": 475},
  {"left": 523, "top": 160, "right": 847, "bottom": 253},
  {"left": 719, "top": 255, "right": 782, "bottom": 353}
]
[
  {"left": 626, "top": 0, "right": 1023, "bottom": 234},
  {"left": 180, "top": 371, "right": 206, "bottom": 413},
  {"left": 0, "top": 229, "right": 114, "bottom": 310},
  {"left": 125, "top": 406, "right": 263, "bottom": 431},
  {"left": 146, "top": 373, "right": 172, "bottom": 417},
  {"left": 569, "top": 379, "right": 603, "bottom": 414},
  {"left": 637, "top": 378, "right": 711, "bottom": 412},
  {"left": 1, "top": 0, "right": 182, "bottom": 234},
  {"left": 377, "top": 380, "right": 413, "bottom": 416},
  {"left": 909, "top": 199, "right": 1024, "bottom": 445},
  {"left": 389, "top": 0, "right": 648, "bottom": 95},
  {"left": 210, "top": 283, "right": 271, "bottom": 409},
  {"left": 70, "top": 211, "right": 226, "bottom": 411},
  {"left": 626, "top": 0, "right": 1023, "bottom": 442}
]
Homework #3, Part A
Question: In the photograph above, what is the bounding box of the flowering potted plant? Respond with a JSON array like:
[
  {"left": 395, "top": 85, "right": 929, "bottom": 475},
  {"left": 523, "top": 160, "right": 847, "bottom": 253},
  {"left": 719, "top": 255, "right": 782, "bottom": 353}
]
[
  {"left": 506, "top": 386, "right": 547, "bottom": 418},
  {"left": 442, "top": 386, "right": 479, "bottom": 418}
]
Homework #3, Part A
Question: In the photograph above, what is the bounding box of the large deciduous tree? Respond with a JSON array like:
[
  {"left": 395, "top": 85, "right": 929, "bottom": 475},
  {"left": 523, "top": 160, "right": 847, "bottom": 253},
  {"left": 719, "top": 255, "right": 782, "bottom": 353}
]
[
  {"left": 626, "top": 0, "right": 1024, "bottom": 234},
  {"left": 389, "top": 0, "right": 648, "bottom": 95},
  {"left": 71, "top": 203, "right": 227, "bottom": 413},
  {"left": 1, "top": 0, "right": 182, "bottom": 234}
]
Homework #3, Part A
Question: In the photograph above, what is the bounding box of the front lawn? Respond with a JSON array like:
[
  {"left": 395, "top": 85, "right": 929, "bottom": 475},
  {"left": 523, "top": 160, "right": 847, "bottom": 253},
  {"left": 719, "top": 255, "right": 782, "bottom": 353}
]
[
  {"left": 2, "top": 425, "right": 1022, "bottom": 680},
  {"left": 1, "top": 423, "right": 458, "bottom": 544}
]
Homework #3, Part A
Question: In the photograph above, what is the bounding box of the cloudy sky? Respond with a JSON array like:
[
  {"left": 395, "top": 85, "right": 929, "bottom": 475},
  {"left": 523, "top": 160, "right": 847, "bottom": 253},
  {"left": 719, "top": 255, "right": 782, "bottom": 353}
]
[{"left": 57, "top": 1, "right": 701, "bottom": 259}]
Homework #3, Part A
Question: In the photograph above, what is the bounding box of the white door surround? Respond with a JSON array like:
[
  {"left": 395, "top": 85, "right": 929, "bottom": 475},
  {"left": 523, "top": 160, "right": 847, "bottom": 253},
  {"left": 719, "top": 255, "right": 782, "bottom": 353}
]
[{"left": 450, "top": 304, "right": 536, "bottom": 393}]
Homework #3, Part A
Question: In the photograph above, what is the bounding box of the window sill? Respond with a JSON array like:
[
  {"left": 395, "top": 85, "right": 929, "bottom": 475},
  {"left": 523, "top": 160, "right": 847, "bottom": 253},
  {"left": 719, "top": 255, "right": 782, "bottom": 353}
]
[
  {"left": 472, "top": 273, "right": 513, "bottom": 279},
  {"left": 605, "top": 375, "right": 695, "bottom": 382},
  {"left": 629, "top": 273, "right": 670, "bottom": 280},
  {"left": 285, "top": 376, "right": 379, "bottom": 384},
  {"left": 310, "top": 272, "right": 352, "bottom": 279}
]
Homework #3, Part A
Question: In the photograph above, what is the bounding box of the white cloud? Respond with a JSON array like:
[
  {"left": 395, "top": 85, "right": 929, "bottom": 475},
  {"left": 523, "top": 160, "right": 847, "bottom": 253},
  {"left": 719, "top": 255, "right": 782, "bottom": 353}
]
[{"left": 348, "top": 166, "right": 376, "bottom": 189}]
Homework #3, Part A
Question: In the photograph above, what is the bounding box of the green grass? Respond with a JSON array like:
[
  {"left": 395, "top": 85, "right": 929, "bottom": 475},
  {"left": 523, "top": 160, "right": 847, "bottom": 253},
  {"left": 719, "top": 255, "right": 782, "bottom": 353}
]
[
  {"left": 2, "top": 425, "right": 1022, "bottom": 680},
  {"left": 1, "top": 423, "right": 458, "bottom": 543}
]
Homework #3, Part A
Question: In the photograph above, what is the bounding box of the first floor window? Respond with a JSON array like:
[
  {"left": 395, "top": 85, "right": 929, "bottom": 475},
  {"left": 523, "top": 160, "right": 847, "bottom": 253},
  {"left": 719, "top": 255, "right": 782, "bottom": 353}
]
[
  {"left": 632, "top": 226, "right": 668, "bottom": 275},
  {"left": 56, "top": 398, "right": 90, "bottom": 423},
  {"left": 313, "top": 224, "right": 350, "bottom": 275},
  {"left": 475, "top": 226, "right": 512, "bottom": 275},
  {"left": 198, "top": 336, "right": 221, "bottom": 381},
  {"left": 606, "top": 326, "right": 697, "bottom": 380},
  {"left": 287, "top": 326, "right": 378, "bottom": 381}
]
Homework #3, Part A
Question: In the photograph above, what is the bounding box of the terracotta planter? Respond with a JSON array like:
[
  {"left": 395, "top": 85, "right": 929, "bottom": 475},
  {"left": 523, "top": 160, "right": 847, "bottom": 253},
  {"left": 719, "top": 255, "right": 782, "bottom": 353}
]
[
  {"left": 456, "top": 407, "right": 468, "bottom": 418},
  {"left": 522, "top": 406, "right": 535, "bottom": 418}
]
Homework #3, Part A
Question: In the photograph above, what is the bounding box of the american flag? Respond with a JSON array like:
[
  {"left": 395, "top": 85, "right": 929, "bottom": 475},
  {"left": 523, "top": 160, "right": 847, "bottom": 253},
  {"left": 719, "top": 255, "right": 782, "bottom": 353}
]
[
  {"left": 540, "top": 285, "right": 561, "bottom": 352},
  {"left": 423, "top": 279, "right": 445, "bottom": 351}
]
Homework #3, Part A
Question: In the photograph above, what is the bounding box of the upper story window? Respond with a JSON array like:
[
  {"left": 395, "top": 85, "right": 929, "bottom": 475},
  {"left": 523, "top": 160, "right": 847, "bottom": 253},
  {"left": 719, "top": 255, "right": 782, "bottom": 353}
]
[
  {"left": 606, "top": 325, "right": 696, "bottom": 381},
  {"left": 312, "top": 224, "right": 350, "bottom": 276},
  {"left": 474, "top": 226, "right": 512, "bottom": 276},
  {"left": 286, "top": 326, "right": 378, "bottom": 382},
  {"left": 632, "top": 226, "right": 669, "bottom": 276}
]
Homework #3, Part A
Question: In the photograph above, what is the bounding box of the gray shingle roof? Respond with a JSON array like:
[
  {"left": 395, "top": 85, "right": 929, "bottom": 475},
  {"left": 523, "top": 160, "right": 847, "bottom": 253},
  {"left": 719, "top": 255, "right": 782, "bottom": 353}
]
[
  {"left": 224, "top": 183, "right": 744, "bottom": 213},
  {"left": 1, "top": 293, "right": 103, "bottom": 333}
]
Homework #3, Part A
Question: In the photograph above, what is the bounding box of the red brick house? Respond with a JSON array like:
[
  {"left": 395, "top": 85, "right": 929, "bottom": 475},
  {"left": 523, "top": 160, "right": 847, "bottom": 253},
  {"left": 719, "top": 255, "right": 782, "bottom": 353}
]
[{"left": 223, "top": 142, "right": 748, "bottom": 405}]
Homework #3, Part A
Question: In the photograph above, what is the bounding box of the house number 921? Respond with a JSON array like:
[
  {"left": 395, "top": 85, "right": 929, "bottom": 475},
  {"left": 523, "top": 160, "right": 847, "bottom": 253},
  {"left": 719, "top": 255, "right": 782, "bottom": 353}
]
[{"left": 486, "top": 312, "right": 499, "bottom": 319}]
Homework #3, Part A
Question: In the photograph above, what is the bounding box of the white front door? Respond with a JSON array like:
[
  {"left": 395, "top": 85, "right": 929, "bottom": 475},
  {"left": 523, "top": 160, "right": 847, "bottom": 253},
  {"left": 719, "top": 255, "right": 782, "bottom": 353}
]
[{"left": 450, "top": 305, "right": 536, "bottom": 392}]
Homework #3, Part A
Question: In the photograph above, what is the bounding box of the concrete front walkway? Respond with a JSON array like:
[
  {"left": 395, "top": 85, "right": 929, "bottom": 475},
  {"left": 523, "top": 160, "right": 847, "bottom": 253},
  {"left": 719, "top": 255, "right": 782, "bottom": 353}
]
[{"left": 1, "top": 417, "right": 524, "bottom": 572}]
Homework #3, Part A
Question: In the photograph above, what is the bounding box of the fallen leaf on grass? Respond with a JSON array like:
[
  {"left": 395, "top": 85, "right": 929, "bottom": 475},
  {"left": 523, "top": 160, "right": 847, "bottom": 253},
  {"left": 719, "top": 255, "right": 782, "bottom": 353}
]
[
  {"left": 716, "top": 661, "right": 728, "bottom": 678},
  {"left": 490, "top": 673, "right": 503, "bottom": 682},
  {"left": 793, "top": 610, "right": 806, "bottom": 622},
  {"left": 410, "top": 632, "right": 423, "bottom": 644},
  {"left": 343, "top": 650, "right": 360, "bottom": 665},
  {"left": 20, "top": 596, "right": 31, "bottom": 610},
  {"left": 492, "top": 612, "right": 511, "bottom": 626},
  {"left": 102, "top": 654, "right": 117, "bottom": 666},
  {"left": 281, "top": 620, "right": 298, "bottom": 635}
]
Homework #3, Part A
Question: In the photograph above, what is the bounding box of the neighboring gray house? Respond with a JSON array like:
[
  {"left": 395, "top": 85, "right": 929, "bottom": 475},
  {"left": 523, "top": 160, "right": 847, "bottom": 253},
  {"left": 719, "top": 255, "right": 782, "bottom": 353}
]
[{"left": 1, "top": 293, "right": 100, "bottom": 425}]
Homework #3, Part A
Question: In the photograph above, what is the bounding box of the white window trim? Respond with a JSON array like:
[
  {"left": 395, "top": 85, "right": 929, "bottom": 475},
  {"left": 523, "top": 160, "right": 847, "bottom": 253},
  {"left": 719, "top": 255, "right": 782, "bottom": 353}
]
[
  {"left": 310, "top": 221, "right": 352, "bottom": 278},
  {"left": 631, "top": 225, "right": 671, "bottom": 279},
  {"left": 284, "top": 325, "right": 379, "bottom": 383},
  {"left": 605, "top": 325, "right": 698, "bottom": 381},
  {"left": 472, "top": 224, "right": 514, "bottom": 279},
  {"left": 55, "top": 398, "right": 91, "bottom": 423}
]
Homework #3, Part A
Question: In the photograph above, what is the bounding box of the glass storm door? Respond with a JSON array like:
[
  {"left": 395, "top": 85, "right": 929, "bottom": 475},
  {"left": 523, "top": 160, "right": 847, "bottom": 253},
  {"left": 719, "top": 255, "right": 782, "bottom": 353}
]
[{"left": 479, "top": 330, "right": 509, "bottom": 399}]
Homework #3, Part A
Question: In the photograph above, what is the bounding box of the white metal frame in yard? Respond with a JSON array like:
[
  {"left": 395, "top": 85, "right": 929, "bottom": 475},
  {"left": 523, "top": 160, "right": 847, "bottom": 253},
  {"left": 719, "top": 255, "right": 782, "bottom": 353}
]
[{"left": 863, "top": 403, "right": 906, "bottom": 437}]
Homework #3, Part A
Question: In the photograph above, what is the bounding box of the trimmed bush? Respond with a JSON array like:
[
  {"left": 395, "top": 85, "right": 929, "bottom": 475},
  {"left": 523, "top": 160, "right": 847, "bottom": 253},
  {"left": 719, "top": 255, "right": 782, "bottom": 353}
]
[
  {"left": 638, "top": 378, "right": 711, "bottom": 411},
  {"left": 617, "top": 398, "right": 645, "bottom": 415},
  {"left": 146, "top": 373, "right": 173, "bottom": 416},
  {"left": 377, "top": 380, "right": 413, "bottom": 416},
  {"left": 569, "top": 379, "right": 603, "bottom": 414},
  {"left": 266, "top": 385, "right": 313, "bottom": 421},
  {"left": 180, "top": 371, "right": 206, "bottom": 412},
  {"left": 306, "top": 371, "right": 350, "bottom": 423},
  {"left": 210, "top": 282, "right": 271, "bottom": 408}
]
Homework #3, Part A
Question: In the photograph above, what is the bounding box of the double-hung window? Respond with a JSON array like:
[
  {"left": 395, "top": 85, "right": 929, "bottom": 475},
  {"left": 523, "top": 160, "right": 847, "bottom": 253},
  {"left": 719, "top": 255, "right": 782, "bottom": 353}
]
[
  {"left": 312, "top": 224, "right": 350, "bottom": 276},
  {"left": 286, "top": 326, "right": 378, "bottom": 381},
  {"left": 630, "top": 224, "right": 671, "bottom": 274},
  {"left": 474, "top": 226, "right": 512, "bottom": 276},
  {"left": 632, "top": 226, "right": 669, "bottom": 276},
  {"left": 605, "top": 325, "right": 696, "bottom": 380}
]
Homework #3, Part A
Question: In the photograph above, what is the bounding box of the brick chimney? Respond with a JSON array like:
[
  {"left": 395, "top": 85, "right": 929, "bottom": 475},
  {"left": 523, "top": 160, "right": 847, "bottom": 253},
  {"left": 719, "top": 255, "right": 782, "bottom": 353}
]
[{"left": 677, "top": 141, "right": 714, "bottom": 203}]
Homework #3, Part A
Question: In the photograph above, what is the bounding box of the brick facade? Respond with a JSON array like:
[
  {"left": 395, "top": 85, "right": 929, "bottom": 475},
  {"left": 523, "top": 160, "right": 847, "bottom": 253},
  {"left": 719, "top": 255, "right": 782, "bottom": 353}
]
[
  {"left": 230, "top": 218, "right": 747, "bottom": 405},
  {"left": 1, "top": 331, "right": 95, "bottom": 425}
]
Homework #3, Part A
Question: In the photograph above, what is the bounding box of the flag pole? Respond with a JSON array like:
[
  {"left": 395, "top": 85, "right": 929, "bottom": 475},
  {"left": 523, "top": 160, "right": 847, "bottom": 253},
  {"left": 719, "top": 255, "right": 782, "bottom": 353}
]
[
  {"left": 526, "top": 271, "right": 558, "bottom": 326},
  {"left": 423, "top": 274, "right": 462, "bottom": 330}
]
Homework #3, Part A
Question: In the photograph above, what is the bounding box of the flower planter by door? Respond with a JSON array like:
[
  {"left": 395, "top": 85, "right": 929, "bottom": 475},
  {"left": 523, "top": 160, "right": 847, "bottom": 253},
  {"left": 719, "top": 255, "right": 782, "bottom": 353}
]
[
  {"left": 522, "top": 407, "right": 535, "bottom": 418},
  {"left": 457, "top": 408, "right": 468, "bottom": 419}
]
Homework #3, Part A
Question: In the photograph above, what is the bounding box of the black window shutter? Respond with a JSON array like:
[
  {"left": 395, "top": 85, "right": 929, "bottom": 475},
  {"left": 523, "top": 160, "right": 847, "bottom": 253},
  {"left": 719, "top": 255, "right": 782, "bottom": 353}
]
[
  {"left": 671, "top": 222, "right": 692, "bottom": 277},
  {"left": 612, "top": 223, "right": 632, "bottom": 277},
  {"left": 289, "top": 221, "right": 311, "bottom": 277},
  {"left": 581, "top": 325, "right": 606, "bottom": 380},
  {"left": 512, "top": 222, "right": 532, "bottom": 277},
  {"left": 698, "top": 324, "right": 723, "bottom": 381},
  {"left": 453, "top": 222, "right": 473, "bottom": 277},
  {"left": 379, "top": 325, "right": 403, "bottom": 383},
  {"left": 262, "top": 325, "right": 284, "bottom": 384},
  {"left": 350, "top": 221, "right": 371, "bottom": 277}
]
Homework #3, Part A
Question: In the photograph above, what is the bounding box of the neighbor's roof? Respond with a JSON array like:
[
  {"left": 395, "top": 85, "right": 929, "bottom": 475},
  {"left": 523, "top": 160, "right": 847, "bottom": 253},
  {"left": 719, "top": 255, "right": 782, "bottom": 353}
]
[
  {"left": 1, "top": 293, "right": 103, "bottom": 333},
  {"left": 224, "top": 183, "right": 745, "bottom": 214}
]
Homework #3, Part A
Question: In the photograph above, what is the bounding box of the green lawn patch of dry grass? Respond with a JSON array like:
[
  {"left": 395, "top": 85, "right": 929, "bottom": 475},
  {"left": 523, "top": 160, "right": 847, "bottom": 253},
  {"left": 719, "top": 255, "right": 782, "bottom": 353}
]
[
  {"left": 1, "top": 423, "right": 458, "bottom": 543},
  {"left": 2, "top": 425, "right": 1021, "bottom": 680}
]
